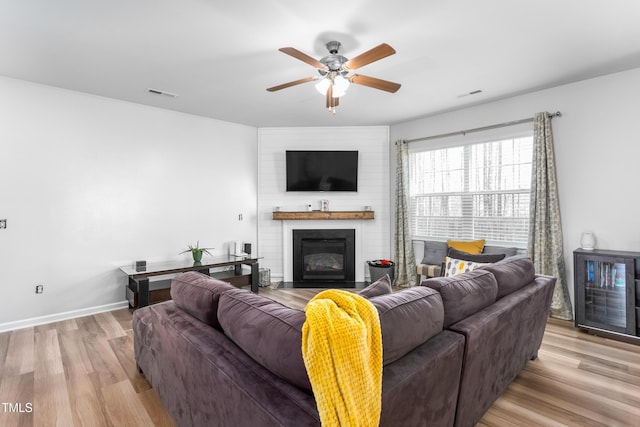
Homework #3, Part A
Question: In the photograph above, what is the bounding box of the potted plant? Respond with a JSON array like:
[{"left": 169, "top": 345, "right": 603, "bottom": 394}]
[{"left": 180, "top": 241, "right": 214, "bottom": 263}]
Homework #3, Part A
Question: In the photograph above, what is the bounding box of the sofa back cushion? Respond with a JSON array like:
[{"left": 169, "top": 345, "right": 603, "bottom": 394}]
[
  {"left": 217, "top": 288, "right": 311, "bottom": 391},
  {"left": 447, "top": 247, "right": 506, "bottom": 264},
  {"left": 422, "top": 269, "right": 498, "bottom": 328},
  {"left": 369, "top": 286, "right": 444, "bottom": 365},
  {"left": 359, "top": 274, "right": 393, "bottom": 298},
  {"left": 218, "top": 286, "right": 446, "bottom": 391},
  {"left": 481, "top": 255, "right": 536, "bottom": 299},
  {"left": 447, "top": 239, "right": 485, "bottom": 254},
  {"left": 421, "top": 240, "right": 448, "bottom": 265},
  {"left": 170, "top": 272, "right": 236, "bottom": 329},
  {"left": 483, "top": 245, "right": 518, "bottom": 257}
]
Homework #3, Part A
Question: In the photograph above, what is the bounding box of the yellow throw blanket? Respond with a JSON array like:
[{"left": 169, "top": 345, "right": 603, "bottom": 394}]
[{"left": 302, "top": 289, "right": 382, "bottom": 427}]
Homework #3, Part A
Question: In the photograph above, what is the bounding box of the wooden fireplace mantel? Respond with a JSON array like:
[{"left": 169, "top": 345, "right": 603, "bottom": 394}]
[{"left": 272, "top": 210, "right": 374, "bottom": 220}]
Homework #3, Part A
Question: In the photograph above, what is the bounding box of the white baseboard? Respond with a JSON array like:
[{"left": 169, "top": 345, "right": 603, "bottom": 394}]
[{"left": 0, "top": 301, "right": 130, "bottom": 333}]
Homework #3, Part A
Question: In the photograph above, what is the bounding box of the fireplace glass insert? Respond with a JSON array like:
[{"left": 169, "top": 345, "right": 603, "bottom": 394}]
[{"left": 292, "top": 229, "right": 355, "bottom": 283}]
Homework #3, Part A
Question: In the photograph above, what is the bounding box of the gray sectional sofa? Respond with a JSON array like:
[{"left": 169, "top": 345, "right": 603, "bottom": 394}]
[{"left": 133, "top": 255, "right": 555, "bottom": 427}]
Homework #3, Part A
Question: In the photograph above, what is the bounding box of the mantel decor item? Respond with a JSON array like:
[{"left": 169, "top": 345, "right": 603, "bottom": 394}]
[
  {"left": 180, "top": 241, "right": 214, "bottom": 263},
  {"left": 367, "top": 259, "right": 395, "bottom": 284},
  {"left": 580, "top": 231, "right": 596, "bottom": 250}
]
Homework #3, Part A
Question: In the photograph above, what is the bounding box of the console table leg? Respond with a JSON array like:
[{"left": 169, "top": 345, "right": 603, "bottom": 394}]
[
  {"left": 251, "top": 263, "right": 259, "bottom": 293},
  {"left": 139, "top": 278, "right": 150, "bottom": 307}
]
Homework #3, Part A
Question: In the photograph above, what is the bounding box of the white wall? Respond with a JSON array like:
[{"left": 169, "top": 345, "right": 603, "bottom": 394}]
[
  {"left": 0, "top": 76, "right": 257, "bottom": 328},
  {"left": 391, "top": 67, "right": 640, "bottom": 310},
  {"left": 257, "top": 127, "right": 391, "bottom": 282}
]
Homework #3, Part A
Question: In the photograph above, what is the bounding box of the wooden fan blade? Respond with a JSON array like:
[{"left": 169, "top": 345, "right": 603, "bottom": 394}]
[
  {"left": 344, "top": 43, "right": 396, "bottom": 70},
  {"left": 349, "top": 74, "right": 401, "bottom": 93},
  {"left": 267, "top": 77, "right": 315, "bottom": 92},
  {"left": 279, "top": 47, "right": 326, "bottom": 69}
]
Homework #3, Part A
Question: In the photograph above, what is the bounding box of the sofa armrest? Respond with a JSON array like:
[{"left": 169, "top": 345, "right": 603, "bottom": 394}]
[
  {"left": 380, "top": 330, "right": 464, "bottom": 427},
  {"left": 446, "top": 275, "right": 554, "bottom": 427},
  {"left": 133, "top": 302, "right": 320, "bottom": 427}
]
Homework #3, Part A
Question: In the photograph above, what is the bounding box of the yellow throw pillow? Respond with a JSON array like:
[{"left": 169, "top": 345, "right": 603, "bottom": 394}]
[{"left": 447, "top": 239, "right": 485, "bottom": 254}]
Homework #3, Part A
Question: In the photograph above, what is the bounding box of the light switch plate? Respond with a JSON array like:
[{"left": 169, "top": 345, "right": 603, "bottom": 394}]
[{"left": 0, "top": 219, "right": 6, "bottom": 229}]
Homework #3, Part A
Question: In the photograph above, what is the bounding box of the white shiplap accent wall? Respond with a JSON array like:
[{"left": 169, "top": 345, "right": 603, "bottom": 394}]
[{"left": 257, "top": 126, "right": 391, "bottom": 282}]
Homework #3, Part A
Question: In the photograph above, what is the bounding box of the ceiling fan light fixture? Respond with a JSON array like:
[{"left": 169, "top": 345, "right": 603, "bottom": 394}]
[
  {"left": 315, "top": 74, "right": 350, "bottom": 97},
  {"left": 315, "top": 78, "right": 331, "bottom": 95},
  {"left": 332, "top": 75, "right": 350, "bottom": 97}
]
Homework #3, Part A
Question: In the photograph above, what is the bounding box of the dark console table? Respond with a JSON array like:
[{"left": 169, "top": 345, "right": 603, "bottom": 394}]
[{"left": 121, "top": 256, "right": 260, "bottom": 308}]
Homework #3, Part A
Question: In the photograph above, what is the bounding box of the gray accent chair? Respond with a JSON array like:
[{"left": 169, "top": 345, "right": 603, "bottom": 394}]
[{"left": 416, "top": 240, "right": 519, "bottom": 285}]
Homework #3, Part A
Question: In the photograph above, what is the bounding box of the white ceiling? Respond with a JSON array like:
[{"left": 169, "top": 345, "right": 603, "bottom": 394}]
[{"left": 2, "top": 1, "right": 640, "bottom": 128}]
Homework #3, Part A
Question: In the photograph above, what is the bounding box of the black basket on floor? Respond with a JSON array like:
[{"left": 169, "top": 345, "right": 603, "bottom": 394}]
[{"left": 367, "top": 260, "right": 395, "bottom": 284}]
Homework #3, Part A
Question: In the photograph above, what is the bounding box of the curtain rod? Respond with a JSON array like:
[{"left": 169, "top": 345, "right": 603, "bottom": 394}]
[{"left": 404, "top": 111, "right": 561, "bottom": 144}]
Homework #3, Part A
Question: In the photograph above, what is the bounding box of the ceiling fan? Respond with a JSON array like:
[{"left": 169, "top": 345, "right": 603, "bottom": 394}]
[{"left": 267, "top": 41, "right": 401, "bottom": 113}]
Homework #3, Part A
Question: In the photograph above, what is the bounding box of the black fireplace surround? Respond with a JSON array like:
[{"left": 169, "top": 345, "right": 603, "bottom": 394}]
[{"left": 292, "top": 229, "right": 355, "bottom": 284}]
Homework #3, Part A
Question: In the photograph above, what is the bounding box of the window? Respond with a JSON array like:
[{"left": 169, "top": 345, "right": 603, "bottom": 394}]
[{"left": 409, "top": 133, "right": 533, "bottom": 248}]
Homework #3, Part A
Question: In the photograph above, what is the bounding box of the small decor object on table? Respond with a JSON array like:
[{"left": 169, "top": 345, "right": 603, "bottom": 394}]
[
  {"left": 580, "top": 231, "right": 596, "bottom": 250},
  {"left": 180, "top": 241, "right": 214, "bottom": 263},
  {"left": 367, "top": 259, "right": 395, "bottom": 284}
]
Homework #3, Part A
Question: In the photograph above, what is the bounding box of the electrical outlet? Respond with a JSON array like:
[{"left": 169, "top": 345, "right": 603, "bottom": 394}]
[
  {"left": 0, "top": 219, "right": 6, "bottom": 229},
  {"left": 35, "top": 285, "right": 43, "bottom": 294}
]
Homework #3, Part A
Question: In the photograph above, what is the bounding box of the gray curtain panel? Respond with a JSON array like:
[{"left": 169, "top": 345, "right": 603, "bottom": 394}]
[
  {"left": 394, "top": 140, "right": 417, "bottom": 287},
  {"left": 528, "top": 112, "right": 573, "bottom": 320}
]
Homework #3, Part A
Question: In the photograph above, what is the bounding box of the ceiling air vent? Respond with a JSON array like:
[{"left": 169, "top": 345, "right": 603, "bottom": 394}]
[
  {"left": 457, "top": 89, "right": 483, "bottom": 98},
  {"left": 147, "top": 88, "right": 178, "bottom": 98}
]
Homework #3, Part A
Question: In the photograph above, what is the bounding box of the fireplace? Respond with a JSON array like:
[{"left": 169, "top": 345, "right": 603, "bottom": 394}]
[{"left": 292, "top": 229, "right": 355, "bottom": 283}]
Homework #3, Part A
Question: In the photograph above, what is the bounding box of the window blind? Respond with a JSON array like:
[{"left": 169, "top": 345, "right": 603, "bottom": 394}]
[{"left": 409, "top": 135, "right": 533, "bottom": 248}]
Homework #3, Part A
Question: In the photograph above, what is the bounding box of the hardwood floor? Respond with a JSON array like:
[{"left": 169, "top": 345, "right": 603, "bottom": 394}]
[
  {"left": 1, "top": 287, "right": 638, "bottom": 426},
  {"left": 0, "top": 310, "right": 174, "bottom": 427}
]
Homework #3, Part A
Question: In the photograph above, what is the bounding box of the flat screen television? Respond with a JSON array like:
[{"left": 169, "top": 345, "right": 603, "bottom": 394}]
[{"left": 286, "top": 150, "right": 358, "bottom": 192}]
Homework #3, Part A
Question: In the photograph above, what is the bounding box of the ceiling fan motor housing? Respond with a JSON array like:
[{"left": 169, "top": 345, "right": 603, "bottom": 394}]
[
  {"left": 326, "top": 41, "right": 341, "bottom": 54},
  {"left": 318, "top": 41, "right": 348, "bottom": 72}
]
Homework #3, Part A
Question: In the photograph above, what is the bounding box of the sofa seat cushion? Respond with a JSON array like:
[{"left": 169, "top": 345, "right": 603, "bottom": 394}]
[
  {"left": 481, "top": 255, "right": 536, "bottom": 299},
  {"left": 359, "top": 274, "right": 393, "bottom": 298},
  {"left": 170, "top": 271, "right": 236, "bottom": 329},
  {"left": 422, "top": 269, "right": 498, "bottom": 328},
  {"left": 369, "top": 286, "right": 444, "bottom": 365},
  {"left": 217, "top": 288, "right": 311, "bottom": 391}
]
